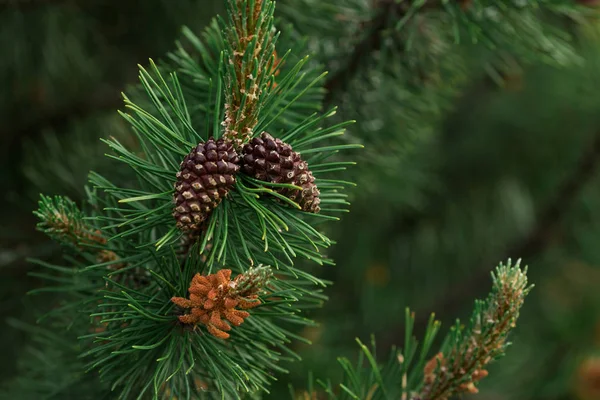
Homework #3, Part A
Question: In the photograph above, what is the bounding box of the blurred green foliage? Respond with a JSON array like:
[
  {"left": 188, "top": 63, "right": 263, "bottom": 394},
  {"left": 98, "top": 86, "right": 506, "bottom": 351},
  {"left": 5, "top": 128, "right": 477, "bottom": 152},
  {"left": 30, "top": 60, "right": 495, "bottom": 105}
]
[{"left": 2, "top": 1, "right": 600, "bottom": 399}]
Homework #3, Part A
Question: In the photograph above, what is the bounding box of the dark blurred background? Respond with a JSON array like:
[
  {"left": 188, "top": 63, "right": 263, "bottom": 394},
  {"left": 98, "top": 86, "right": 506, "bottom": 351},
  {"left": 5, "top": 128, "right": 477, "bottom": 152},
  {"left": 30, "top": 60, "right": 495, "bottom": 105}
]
[{"left": 1, "top": 1, "right": 600, "bottom": 399}]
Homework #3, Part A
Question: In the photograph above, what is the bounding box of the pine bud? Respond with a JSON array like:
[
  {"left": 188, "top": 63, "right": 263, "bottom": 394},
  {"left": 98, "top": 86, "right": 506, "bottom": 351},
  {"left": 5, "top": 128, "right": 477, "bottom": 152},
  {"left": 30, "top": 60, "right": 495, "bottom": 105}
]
[{"left": 229, "top": 264, "right": 273, "bottom": 298}]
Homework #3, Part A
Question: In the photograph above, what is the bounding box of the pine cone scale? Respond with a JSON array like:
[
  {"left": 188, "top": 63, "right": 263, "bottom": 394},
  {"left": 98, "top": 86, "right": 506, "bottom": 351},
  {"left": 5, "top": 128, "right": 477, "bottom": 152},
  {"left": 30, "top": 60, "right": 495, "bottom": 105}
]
[
  {"left": 241, "top": 132, "right": 320, "bottom": 212},
  {"left": 173, "top": 137, "right": 240, "bottom": 232}
]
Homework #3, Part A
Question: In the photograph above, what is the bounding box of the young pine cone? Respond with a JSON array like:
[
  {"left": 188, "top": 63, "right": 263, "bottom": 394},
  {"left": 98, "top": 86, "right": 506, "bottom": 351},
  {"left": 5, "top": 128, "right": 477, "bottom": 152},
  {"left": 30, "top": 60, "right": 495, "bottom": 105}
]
[
  {"left": 241, "top": 132, "right": 320, "bottom": 213},
  {"left": 173, "top": 138, "right": 240, "bottom": 232}
]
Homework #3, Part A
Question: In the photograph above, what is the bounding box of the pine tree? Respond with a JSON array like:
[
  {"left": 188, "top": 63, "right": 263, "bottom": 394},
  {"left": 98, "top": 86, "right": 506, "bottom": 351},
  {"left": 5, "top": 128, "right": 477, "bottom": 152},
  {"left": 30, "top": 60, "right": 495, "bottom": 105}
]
[{"left": 2, "top": 1, "right": 600, "bottom": 399}]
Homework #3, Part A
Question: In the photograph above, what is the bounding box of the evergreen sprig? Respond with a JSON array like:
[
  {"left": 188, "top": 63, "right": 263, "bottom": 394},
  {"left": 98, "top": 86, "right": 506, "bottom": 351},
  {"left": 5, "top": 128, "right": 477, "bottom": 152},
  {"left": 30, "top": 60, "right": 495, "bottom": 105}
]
[
  {"left": 15, "top": 0, "right": 546, "bottom": 398},
  {"left": 25, "top": 1, "right": 360, "bottom": 398},
  {"left": 221, "top": 0, "right": 277, "bottom": 147},
  {"left": 80, "top": 251, "right": 320, "bottom": 399},
  {"left": 166, "top": 20, "right": 326, "bottom": 141},
  {"left": 34, "top": 194, "right": 104, "bottom": 249},
  {"left": 299, "top": 259, "right": 531, "bottom": 400},
  {"left": 419, "top": 259, "right": 532, "bottom": 399},
  {"left": 279, "top": 0, "right": 584, "bottom": 104},
  {"left": 94, "top": 5, "right": 360, "bottom": 270}
]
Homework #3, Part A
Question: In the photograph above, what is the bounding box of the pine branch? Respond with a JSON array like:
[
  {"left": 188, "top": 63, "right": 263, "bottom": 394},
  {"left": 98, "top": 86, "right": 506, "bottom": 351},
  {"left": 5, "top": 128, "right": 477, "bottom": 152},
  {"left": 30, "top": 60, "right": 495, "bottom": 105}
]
[
  {"left": 34, "top": 195, "right": 122, "bottom": 266},
  {"left": 304, "top": 260, "right": 531, "bottom": 399},
  {"left": 22, "top": 1, "right": 358, "bottom": 396},
  {"left": 418, "top": 260, "right": 531, "bottom": 399},
  {"left": 322, "top": 0, "right": 441, "bottom": 106},
  {"left": 322, "top": 0, "right": 406, "bottom": 106},
  {"left": 222, "top": 0, "right": 277, "bottom": 147},
  {"left": 320, "top": 0, "right": 580, "bottom": 106},
  {"left": 35, "top": 195, "right": 106, "bottom": 249}
]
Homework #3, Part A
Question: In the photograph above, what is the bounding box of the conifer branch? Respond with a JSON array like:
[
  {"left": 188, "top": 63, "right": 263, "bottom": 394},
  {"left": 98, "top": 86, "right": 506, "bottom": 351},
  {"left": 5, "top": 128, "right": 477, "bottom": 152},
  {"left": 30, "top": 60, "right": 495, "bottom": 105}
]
[
  {"left": 9, "top": 0, "right": 584, "bottom": 397},
  {"left": 304, "top": 260, "right": 530, "bottom": 399},
  {"left": 320, "top": 0, "right": 578, "bottom": 105},
  {"left": 418, "top": 260, "right": 531, "bottom": 399},
  {"left": 322, "top": 0, "right": 440, "bottom": 106},
  {"left": 23, "top": 1, "right": 358, "bottom": 397},
  {"left": 322, "top": 0, "right": 408, "bottom": 106},
  {"left": 34, "top": 195, "right": 124, "bottom": 270},
  {"left": 222, "top": 0, "right": 277, "bottom": 148},
  {"left": 35, "top": 195, "right": 106, "bottom": 250}
]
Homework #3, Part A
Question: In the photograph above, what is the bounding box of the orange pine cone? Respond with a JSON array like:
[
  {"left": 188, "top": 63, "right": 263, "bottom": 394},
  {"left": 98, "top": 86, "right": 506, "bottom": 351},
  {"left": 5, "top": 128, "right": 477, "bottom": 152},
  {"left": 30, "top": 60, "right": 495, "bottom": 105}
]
[{"left": 171, "top": 268, "right": 265, "bottom": 339}]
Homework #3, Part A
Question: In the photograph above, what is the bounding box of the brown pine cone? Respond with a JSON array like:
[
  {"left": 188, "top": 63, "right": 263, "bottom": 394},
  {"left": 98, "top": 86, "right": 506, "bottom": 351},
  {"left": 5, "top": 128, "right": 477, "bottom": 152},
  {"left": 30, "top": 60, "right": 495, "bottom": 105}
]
[
  {"left": 173, "top": 137, "right": 240, "bottom": 232},
  {"left": 241, "top": 132, "right": 320, "bottom": 213}
]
